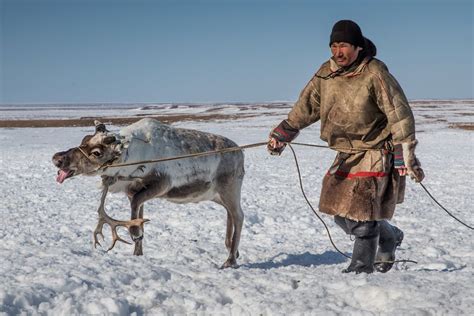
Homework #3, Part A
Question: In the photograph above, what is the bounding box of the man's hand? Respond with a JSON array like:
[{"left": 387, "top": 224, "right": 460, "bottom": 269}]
[
  {"left": 267, "top": 137, "right": 287, "bottom": 156},
  {"left": 397, "top": 167, "right": 408, "bottom": 176},
  {"left": 267, "top": 120, "right": 300, "bottom": 156},
  {"left": 394, "top": 141, "right": 425, "bottom": 182},
  {"left": 396, "top": 166, "right": 424, "bottom": 182}
]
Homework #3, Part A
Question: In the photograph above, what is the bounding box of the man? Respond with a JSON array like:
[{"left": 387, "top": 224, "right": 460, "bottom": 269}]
[{"left": 268, "top": 20, "right": 425, "bottom": 274}]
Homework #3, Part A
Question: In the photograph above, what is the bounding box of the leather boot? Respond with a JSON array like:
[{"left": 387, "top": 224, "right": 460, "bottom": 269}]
[
  {"left": 335, "top": 217, "right": 380, "bottom": 274},
  {"left": 374, "top": 221, "right": 404, "bottom": 273},
  {"left": 342, "top": 234, "right": 378, "bottom": 274}
]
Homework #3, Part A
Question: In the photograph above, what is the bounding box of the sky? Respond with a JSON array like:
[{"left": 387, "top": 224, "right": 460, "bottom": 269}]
[{"left": 0, "top": 0, "right": 473, "bottom": 104}]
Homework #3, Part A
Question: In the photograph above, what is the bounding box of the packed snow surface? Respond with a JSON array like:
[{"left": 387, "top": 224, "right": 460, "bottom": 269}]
[{"left": 0, "top": 101, "right": 473, "bottom": 315}]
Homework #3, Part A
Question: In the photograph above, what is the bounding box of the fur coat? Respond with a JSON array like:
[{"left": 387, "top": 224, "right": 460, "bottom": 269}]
[{"left": 286, "top": 56, "right": 415, "bottom": 221}]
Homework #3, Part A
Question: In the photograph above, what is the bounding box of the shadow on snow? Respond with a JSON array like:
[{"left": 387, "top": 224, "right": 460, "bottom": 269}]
[{"left": 242, "top": 250, "right": 348, "bottom": 270}]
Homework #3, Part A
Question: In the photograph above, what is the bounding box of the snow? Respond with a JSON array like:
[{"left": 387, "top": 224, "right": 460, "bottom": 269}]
[{"left": 0, "top": 101, "right": 473, "bottom": 315}]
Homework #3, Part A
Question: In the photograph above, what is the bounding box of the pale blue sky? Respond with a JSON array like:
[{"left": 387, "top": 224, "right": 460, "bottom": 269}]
[{"left": 1, "top": 0, "right": 473, "bottom": 104}]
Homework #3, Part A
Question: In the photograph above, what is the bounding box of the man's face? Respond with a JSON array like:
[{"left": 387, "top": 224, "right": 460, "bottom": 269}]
[{"left": 330, "top": 42, "right": 361, "bottom": 67}]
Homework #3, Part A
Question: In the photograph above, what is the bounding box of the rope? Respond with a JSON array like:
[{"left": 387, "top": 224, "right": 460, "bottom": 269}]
[
  {"left": 91, "top": 139, "right": 470, "bottom": 264},
  {"left": 98, "top": 140, "right": 381, "bottom": 171},
  {"left": 291, "top": 142, "right": 330, "bottom": 149},
  {"left": 287, "top": 144, "right": 350, "bottom": 259},
  {"left": 97, "top": 140, "right": 472, "bottom": 232},
  {"left": 99, "top": 142, "right": 268, "bottom": 170},
  {"left": 419, "top": 183, "right": 473, "bottom": 230}
]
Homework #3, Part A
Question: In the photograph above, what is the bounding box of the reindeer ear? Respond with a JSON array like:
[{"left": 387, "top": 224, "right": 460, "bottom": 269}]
[
  {"left": 103, "top": 135, "right": 117, "bottom": 145},
  {"left": 94, "top": 120, "right": 108, "bottom": 133}
]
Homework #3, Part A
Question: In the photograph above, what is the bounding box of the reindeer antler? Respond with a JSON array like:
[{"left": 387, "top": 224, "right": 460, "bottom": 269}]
[{"left": 93, "top": 179, "right": 149, "bottom": 251}]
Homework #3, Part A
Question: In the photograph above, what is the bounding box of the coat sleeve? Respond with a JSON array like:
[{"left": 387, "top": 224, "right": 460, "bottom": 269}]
[
  {"left": 371, "top": 64, "right": 416, "bottom": 144},
  {"left": 286, "top": 76, "right": 321, "bottom": 130}
]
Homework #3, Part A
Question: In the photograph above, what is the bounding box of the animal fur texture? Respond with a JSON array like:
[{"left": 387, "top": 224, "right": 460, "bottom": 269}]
[{"left": 52, "top": 118, "right": 245, "bottom": 268}]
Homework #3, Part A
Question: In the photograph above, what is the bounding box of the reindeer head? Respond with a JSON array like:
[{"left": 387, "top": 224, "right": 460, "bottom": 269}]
[{"left": 52, "top": 121, "right": 121, "bottom": 183}]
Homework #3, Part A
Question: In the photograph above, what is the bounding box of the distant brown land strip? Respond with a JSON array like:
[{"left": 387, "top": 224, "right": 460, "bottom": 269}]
[
  {"left": 0, "top": 113, "right": 255, "bottom": 128},
  {"left": 449, "top": 123, "right": 474, "bottom": 131},
  {"left": 410, "top": 100, "right": 474, "bottom": 105}
]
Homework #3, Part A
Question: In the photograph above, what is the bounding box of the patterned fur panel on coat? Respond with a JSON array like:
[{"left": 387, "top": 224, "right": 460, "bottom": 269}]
[
  {"left": 319, "top": 172, "right": 406, "bottom": 221},
  {"left": 318, "top": 150, "right": 406, "bottom": 221}
]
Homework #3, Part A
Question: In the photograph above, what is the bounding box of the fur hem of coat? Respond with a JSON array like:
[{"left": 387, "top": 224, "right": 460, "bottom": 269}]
[{"left": 318, "top": 170, "right": 406, "bottom": 222}]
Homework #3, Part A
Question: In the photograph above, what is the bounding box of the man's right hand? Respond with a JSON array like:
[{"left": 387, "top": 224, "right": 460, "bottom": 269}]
[
  {"left": 267, "top": 137, "right": 287, "bottom": 156},
  {"left": 267, "top": 120, "right": 300, "bottom": 156}
]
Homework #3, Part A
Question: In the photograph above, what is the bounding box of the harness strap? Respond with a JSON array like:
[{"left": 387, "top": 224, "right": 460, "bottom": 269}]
[{"left": 76, "top": 146, "right": 92, "bottom": 162}]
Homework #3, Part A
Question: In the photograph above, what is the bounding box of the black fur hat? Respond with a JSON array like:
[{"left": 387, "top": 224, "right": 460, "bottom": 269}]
[{"left": 329, "top": 20, "right": 365, "bottom": 48}]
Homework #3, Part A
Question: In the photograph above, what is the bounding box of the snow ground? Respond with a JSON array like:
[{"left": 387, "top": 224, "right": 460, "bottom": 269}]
[{"left": 0, "top": 102, "right": 473, "bottom": 315}]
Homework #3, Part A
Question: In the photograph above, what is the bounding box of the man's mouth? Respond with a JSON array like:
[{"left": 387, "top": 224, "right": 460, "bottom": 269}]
[{"left": 56, "top": 169, "right": 75, "bottom": 184}]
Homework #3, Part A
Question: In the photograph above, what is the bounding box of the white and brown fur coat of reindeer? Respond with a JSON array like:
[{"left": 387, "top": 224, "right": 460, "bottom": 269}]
[{"left": 52, "top": 118, "right": 245, "bottom": 268}]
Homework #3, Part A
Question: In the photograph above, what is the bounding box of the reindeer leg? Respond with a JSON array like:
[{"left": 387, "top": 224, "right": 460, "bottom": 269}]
[
  {"left": 130, "top": 205, "right": 145, "bottom": 256},
  {"left": 219, "top": 189, "right": 244, "bottom": 269},
  {"left": 135, "top": 205, "right": 145, "bottom": 255},
  {"left": 222, "top": 203, "right": 243, "bottom": 268},
  {"left": 94, "top": 176, "right": 149, "bottom": 252},
  {"left": 128, "top": 181, "right": 168, "bottom": 256},
  {"left": 213, "top": 199, "right": 237, "bottom": 263},
  {"left": 133, "top": 235, "right": 143, "bottom": 256},
  {"left": 225, "top": 209, "right": 234, "bottom": 253},
  {"left": 129, "top": 195, "right": 144, "bottom": 241}
]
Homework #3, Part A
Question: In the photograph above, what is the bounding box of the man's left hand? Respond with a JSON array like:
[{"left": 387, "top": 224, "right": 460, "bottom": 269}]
[{"left": 394, "top": 141, "right": 425, "bottom": 182}]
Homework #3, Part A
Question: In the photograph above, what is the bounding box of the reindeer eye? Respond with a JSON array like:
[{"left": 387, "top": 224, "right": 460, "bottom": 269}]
[{"left": 91, "top": 149, "right": 103, "bottom": 157}]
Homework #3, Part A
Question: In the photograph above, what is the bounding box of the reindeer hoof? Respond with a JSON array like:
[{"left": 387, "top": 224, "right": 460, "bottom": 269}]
[
  {"left": 134, "top": 242, "right": 143, "bottom": 256},
  {"left": 221, "top": 259, "right": 238, "bottom": 269}
]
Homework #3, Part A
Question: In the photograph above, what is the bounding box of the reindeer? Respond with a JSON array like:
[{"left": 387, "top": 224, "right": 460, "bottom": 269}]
[{"left": 52, "top": 118, "right": 245, "bottom": 268}]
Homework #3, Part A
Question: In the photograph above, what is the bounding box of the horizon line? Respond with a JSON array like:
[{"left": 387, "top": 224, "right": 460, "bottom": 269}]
[{"left": 1, "top": 98, "right": 473, "bottom": 106}]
